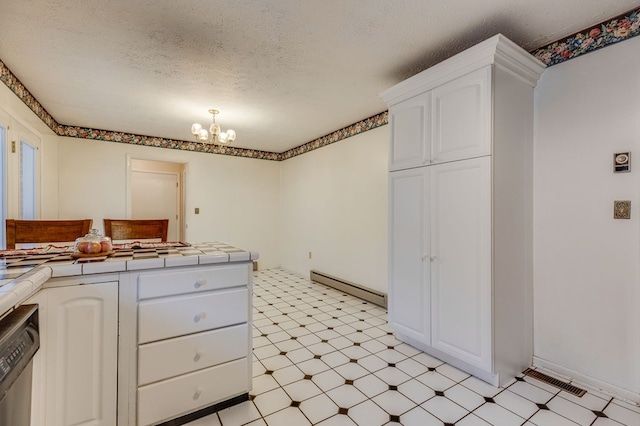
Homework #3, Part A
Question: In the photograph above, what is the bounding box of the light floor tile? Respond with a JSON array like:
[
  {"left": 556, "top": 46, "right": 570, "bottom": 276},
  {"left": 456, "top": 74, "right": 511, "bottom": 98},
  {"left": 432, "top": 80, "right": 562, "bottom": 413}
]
[
  {"left": 334, "top": 362, "right": 370, "bottom": 380},
  {"left": 223, "top": 270, "right": 640, "bottom": 426},
  {"left": 508, "top": 380, "right": 556, "bottom": 404},
  {"left": 252, "top": 388, "right": 292, "bottom": 417},
  {"left": 436, "top": 363, "right": 470, "bottom": 383},
  {"left": 400, "top": 406, "right": 443, "bottom": 426},
  {"left": 415, "top": 371, "right": 456, "bottom": 391},
  {"left": 494, "top": 389, "right": 539, "bottom": 419},
  {"left": 605, "top": 402, "right": 640, "bottom": 425},
  {"left": 282, "top": 378, "right": 323, "bottom": 402},
  {"left": 312, "top": 369, "right": 347, "bottom": 392},
  {"left": 395, "top": 358, "right": 430, "bottom": 377},
  {"left": 445, "top": 383, "right": 485, "bottom": 411},
  {"left": 263, "top": 407, "right": 311, "bottom": 426},
  {"left": 397, "top": 379, "right": 436, "bottom": 404},
  {"left": 592, "top": 417, "right": 626, "bottom": 425},
  {"left": 348, "top": 399, "right": 390, "bottom": 426},
  {"left": 315, "top": 414, "right": 358, "bottom": 425},
  {"left": 326, "top": 384, "right": 368, "bottom": 409},
  {"left": 217, "top": 401, "right": 261, "bottom": 426},
  {"left": 559, "top": 392, "right": 610, "bottom": 412},
  {"left": 250, "top": 374, "right": 280, "bottom": 396},
  {"left": 353, "top": 373, "right": 389, "bottom": 398},
  {"left": 299, "top": 393, "right": 339, "bottom": 424},
  {"left": 547, "top": 395, "right": 598, "bottom": 426},
  {"left": 372, "top": 366, "right": 411, "bottom": 386},
  {"left": 372, "top": 390, "right": 416, "bottom": 415},
  {"left": 272, "top": 365, "right": 305, "bottom": 386},
  {"left": 456, "top": 413, "right": 492, "bottom": 425},
  {"left": 474, "top": 402, "right": 527, "bottom": 426},
  {"left": 529, "top": 409, "right": 580, "bottom": 426},
  {"left": 421, "top": 395, "right": 469, "bottom": 424},
  {"left": 460, "top": 376, "right": 501, "bottom": 397}
]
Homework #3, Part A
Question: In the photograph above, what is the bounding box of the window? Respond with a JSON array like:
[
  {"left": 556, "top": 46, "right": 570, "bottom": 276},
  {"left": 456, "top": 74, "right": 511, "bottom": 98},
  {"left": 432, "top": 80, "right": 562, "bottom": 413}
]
[{"left": 0, "top": 109, "right": 40, "bottom": 248}]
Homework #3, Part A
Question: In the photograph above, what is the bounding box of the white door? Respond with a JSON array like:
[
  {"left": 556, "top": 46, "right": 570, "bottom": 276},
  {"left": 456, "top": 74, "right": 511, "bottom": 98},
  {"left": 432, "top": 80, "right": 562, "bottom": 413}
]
[
  {"left": 430, "top": 156, "right": 492, "bottom": 370},
  {"left": 388, "top": 92, "right": 430, "bottom": 171},
  {"left": 129, "top": 159, "right": 185, "bottom": 241},
  {"left": 131, "top": 170, "right": 179, "bottom": 240},
  {"left": 45, "top": 282, "right": 118, "bottom": 426},
  {"left": 388, "top": 168, "right": 430, "bottom": 343},
  {"left": 431, "top": 66, "right": 492, "bottom": 164}
]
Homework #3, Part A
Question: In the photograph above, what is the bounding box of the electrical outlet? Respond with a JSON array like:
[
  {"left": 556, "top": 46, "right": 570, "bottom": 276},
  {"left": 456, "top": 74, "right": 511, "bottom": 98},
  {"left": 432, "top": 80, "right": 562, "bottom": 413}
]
[{"left": 195, "top": 207, "right": 200, "bottom": 214}]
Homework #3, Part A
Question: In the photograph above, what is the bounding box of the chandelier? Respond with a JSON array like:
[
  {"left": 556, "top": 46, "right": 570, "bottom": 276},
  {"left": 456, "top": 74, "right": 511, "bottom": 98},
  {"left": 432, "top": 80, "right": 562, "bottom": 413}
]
[{"left": 190, "top": 109, "right": 237, "bottom": 145}]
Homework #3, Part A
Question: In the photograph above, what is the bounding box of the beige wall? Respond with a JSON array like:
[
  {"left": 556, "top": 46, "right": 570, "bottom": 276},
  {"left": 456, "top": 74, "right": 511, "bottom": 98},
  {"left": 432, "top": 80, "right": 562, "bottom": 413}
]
[
  {"left": 533, "top": 35, "right": 640, "bottom": 400},
  {"left": 56, "top": 136, "right": 282, "bottom": 269},
  {"left": 279, "top": 127, "right": 389, "bottom": 292}
]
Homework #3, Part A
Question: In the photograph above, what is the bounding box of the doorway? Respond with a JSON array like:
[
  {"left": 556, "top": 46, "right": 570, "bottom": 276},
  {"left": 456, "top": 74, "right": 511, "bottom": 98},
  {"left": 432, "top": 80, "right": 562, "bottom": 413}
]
[{"left": 127, "top": 158, "right": 185, "bottom": 242}]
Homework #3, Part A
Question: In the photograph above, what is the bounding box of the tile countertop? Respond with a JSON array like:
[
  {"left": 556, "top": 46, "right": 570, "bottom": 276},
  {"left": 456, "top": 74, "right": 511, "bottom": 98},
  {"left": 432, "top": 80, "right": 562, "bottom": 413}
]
[{"left": 0, "top": 241, "right": 259, "bottom": 317}]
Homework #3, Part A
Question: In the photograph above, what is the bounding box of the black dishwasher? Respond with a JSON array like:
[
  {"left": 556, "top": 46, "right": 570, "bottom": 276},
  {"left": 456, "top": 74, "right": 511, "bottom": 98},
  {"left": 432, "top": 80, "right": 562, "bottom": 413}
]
[{"left": 0, "top": 304, "right": 40, "bottom": 426}]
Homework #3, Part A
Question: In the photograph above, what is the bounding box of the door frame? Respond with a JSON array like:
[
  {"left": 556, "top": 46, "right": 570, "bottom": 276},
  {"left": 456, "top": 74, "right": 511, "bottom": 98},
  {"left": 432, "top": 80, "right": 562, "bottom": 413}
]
[{"left": 125, "top": 155, "right": 186, "bottom": 241}]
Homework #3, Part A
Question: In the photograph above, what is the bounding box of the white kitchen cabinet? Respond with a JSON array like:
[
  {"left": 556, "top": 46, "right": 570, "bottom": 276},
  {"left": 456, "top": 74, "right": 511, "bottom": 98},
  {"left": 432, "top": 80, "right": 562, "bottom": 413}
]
[
  {"left": 387, "top": 66, "right": 491, "bottom": 171},
  {"left": 382, "top": 34, "right": 545, "bottom": 386},
  {"left": 388, "top": 93, "right": 430, "bottom": 171},
  {"left": 34, "top": 281, "right": 118, "bottom": 426},
  {"left": 117, "top": 262, "right": 253, "bottom": 426},
  {"left": 429, "top": 157, "right": 492, "bottom": 371},
  {"left": 388, "top": 167, "right": 430, "bottom": 342}
]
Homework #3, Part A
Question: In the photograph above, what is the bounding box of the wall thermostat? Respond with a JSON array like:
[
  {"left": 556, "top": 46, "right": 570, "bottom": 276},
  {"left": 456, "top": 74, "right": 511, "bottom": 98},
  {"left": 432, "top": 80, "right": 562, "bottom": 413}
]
[{"left": 614, "top": 152, "right": 630, "bottom": 173}]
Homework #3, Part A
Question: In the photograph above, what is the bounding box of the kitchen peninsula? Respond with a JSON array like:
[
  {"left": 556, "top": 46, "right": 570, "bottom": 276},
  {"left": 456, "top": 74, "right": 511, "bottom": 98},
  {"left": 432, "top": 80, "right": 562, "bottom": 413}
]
[{"left": 0, "top": 242, "right": 258, "bottom": 426}]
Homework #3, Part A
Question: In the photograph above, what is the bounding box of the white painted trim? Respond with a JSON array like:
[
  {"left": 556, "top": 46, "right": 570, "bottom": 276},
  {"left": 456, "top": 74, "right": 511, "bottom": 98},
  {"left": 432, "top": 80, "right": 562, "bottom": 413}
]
[{"left": 533, "top": 356, "right": 640, "bottom": 405}]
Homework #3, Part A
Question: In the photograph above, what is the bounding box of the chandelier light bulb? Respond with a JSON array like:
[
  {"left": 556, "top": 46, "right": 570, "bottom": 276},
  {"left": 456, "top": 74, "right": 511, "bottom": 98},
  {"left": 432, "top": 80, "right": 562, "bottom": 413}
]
[
  {"left": 190, "top": 109, "right": 237, "bottom": 145},
  {"left": 191, "top": 123, "right": 202, "bottom": 136}
]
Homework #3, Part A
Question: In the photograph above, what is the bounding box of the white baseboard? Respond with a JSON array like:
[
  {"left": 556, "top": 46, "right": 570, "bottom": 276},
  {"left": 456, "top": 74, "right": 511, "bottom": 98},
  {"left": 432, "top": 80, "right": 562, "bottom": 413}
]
[{"left": 533, "top": 356, "right": 640, "bottom": 405}]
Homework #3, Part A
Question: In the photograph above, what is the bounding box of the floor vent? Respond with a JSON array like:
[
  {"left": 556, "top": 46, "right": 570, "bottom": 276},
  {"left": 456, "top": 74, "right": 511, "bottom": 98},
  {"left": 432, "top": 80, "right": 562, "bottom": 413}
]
[
  {"left": 310, "top": 270, "right": 387, "bottom": 308},
  {"left": 523, "top": 368, "right": 587, "bottom": 397}
]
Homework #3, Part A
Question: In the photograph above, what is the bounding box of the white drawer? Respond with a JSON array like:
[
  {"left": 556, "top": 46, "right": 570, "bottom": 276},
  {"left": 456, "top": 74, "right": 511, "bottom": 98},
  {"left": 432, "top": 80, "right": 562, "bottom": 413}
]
[
  {"left": 138, "top": 323, "right": 249, "bottom": 386},
  {"left": 138, "top": 288, "right": 249, "bottom": 344},
  {"left": 138, "top": 263, "right": 250, "bottom": 300},
  {"left": 137, "top": 358, "right": 249, "bottom": 426}
]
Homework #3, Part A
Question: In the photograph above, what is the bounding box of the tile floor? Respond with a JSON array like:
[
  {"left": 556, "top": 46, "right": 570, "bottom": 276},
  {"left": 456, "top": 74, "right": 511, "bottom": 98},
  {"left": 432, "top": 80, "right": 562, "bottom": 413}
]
[{"left": 186, "top": 269, "right": 640, "bottom": 426}]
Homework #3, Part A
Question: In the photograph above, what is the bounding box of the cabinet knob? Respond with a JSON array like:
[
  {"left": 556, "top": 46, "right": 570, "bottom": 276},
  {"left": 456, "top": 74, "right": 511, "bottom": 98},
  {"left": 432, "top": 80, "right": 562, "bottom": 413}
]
[
  {"left": 193, "top": 312, "right": 207, "bottom": 323},
  {"left": 193, "top": 389, "right": 202, "bottom": 400},
  {"left": 430, "top": 256, "right": 437, "bottom": 262},
  {"left": 194, "top": 351, "right": 202, "bottom": 362},
  {"left": 194, "top": 279, "right": 207, "bottom": 289}
]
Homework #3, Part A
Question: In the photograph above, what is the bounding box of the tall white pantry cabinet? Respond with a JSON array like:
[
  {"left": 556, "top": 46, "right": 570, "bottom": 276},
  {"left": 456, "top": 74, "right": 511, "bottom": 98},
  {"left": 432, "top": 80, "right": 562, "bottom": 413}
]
[{"left": 380, "top": 34, "right": 545, "bottom": 386}]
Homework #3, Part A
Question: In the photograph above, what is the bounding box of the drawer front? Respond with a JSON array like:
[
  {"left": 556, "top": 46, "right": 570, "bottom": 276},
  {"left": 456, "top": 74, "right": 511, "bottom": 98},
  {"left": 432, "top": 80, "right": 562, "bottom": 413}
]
[
  {"left": 137, "top": 358, "right": 249, "bottom": 426},
  {"left": 138, "top": 323, "right": 249, "bottom": 386},
  {"left": 138, "top": 288, "right": 249, "bottom": 343},
  {"left": 138, "top": 263, "right": 250, "bottom": 300}
]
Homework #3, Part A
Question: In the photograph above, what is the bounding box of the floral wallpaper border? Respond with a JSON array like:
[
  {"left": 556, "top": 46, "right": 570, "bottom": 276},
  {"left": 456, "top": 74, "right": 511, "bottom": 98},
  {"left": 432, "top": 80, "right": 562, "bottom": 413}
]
[
  {"left": 530, "top": 7, "right": 640, "bottom": 66},
  {"left": 1, "top": 6, "right": 639, "bottom": 161}
]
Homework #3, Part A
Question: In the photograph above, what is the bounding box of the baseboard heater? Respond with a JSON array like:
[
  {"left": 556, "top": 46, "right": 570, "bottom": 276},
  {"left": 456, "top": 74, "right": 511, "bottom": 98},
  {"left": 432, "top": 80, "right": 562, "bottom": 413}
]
[{"left": 310, "top": 270, "right": 387, "bottom": 308}]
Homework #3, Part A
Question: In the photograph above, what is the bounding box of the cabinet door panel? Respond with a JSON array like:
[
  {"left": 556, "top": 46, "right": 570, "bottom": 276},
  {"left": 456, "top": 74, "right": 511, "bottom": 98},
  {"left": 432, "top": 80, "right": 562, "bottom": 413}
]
[
  {"left": 430, "top": 157, "right": 492, "bottom": 370},
  {"left": 46, "top": 282, "right": 118, "bottom": 426},
  {"left": 389, "top": 168, "right": 430, "bottom": 343},
  {"left": 431, "top": 66, "right": 492, "bottom": 163},
  {"left": 389, "top": 93, "right": 430, "bottom": 171}
]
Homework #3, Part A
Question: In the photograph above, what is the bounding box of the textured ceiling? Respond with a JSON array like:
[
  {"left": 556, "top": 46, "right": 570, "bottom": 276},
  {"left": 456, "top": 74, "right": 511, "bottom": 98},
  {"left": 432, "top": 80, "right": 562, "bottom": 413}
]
[{"left": 0, "top": 1, "right": 638, "bottom": 153}]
